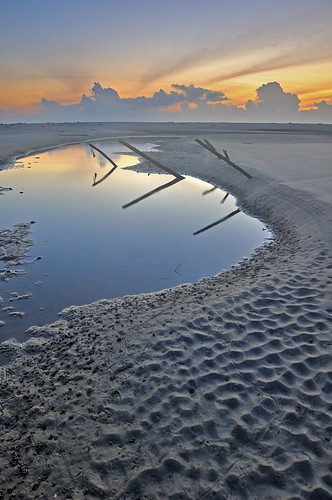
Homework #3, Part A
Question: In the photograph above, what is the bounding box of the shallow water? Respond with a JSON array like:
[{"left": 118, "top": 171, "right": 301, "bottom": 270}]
[{"left": 0, "top": 139, "right": 269, "bottom": 342}]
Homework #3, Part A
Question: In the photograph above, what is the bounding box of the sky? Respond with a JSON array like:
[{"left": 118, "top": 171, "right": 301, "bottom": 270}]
[{"left": 1, "top": 0, "right": 332, "bottom": 123}]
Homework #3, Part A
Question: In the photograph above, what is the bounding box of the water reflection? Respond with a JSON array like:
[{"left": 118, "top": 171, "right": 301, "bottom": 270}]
[
  {"left": 193, "top": 208, "right": 241, "bottom": 235},
  {"left": 202, "top": 186, "right": 218, "bottom": 196},
  {"left": 90, "top": 140, "right": 185, "bottom": 209},
  {"left": 220, "top": 192, "right": 229, "bottom": 204},
  {"left": 90, "top": 143, "right": 119, "bottom": 171},
  {"left": 92, "top": 160, "right": 119, "bottom": 187},
  {"left": 122, "top": 177, "right": 183, "bottom": 209},
  {"left": 0, "top": 139, "right": 269, "bottom": 342}
]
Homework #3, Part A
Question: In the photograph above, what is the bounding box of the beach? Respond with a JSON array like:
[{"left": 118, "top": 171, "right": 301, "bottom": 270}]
[{"left": 0, "top": 122, "right": 332, "bottom": 499}]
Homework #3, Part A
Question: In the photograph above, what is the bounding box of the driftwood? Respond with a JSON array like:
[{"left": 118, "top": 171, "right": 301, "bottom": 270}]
[
  {"left": 193, "top": 208, "right": 241, "bottom": 236},
  {"left": 195, "top": 139, "right": 252, "bottom": 179},
  {"left": 119, "top": 140, "right": 184, "bottom": 179},
  {"left": 203, "top": 139, "right": 217, "bottom": 151},
  {"left": 122, "top": 177, "right": 182, "bottom": 209}
]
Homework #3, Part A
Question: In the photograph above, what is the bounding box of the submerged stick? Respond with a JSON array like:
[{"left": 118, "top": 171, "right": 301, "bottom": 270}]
[
  {"left": 122, "top": 177, "right": 182, "bottom": 209},
  {"left": 193, "top": 208, "right": 241, "bottom": 235},
  {"left": 119, "top": 140, "right": 184, "bottom": 179},
  {"left": 195, "top": 139, "right": 252, "bottom": 179}
]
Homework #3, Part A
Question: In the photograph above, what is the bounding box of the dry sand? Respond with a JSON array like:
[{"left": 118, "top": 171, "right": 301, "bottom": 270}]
[{"left": 0, "top": 122, "right": 332, "bottom": 499}]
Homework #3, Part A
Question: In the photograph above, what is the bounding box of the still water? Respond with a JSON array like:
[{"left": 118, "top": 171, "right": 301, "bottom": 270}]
[{"left": 0, "top": 139, "right": 269, "bottom": 342}]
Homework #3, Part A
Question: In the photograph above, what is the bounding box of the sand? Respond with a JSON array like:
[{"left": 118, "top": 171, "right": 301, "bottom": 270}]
[{"left": 0, "top": 122, "right": 332, "bottom": 499}]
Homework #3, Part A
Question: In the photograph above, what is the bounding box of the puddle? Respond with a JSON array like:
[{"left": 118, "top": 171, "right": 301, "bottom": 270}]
[{"left": 0, "top": 139, "right": 270, "bottom": 342}]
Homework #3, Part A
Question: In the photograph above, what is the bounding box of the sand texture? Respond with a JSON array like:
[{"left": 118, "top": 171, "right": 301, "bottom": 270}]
[
  {"left": 0, "top": 222, "right": 35, "bottom": 281},
  {"left": 0, "top": 123, "right": 332, "bottom": 499}
]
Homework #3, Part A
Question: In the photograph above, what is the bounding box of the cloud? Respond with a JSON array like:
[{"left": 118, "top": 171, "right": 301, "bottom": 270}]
[
  {"left": 89, "top": 82, "right": 120, "bottom": 102},
  {"left": 138, "top": 46, "right": 218, "bottom": 90},
  {"left": 124, "top": 88, "right": 185, "bottom": 109},
  {"left": 37, "top": 83, "right": 230, "bottom": 121},
  {"left": 139, "top": 17, "right": 332, "bottom": 92},
  {"left": 313, "top": 100, "right": 332, "bottom": 115},
  {"left": 171, "top": 84, "right": 228, "bottom": 103},
  {"left": 245, "top": 82, "right": 300, "bottom": 120},
  {"left": 206, "top": 43, "right": 332, "bottom": 86},
  {"left": 0, "top": 81, "right": 331, "bottom": 123},
  {"left": 301, "top": 100, "right": 332, "bottom": 121}
]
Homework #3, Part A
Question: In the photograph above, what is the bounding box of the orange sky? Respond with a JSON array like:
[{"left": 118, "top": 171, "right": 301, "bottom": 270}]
[
  {"left": 2, "top": 66, "right": 331, "bottom": 114},
  {"left": 1, "top": 0, "right": 331, "bottom": 117}
]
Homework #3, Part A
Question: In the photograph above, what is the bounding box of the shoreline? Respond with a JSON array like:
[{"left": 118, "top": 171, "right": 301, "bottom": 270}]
[{"left": 0, "top": 123, "right": 331, "bottom": 499}]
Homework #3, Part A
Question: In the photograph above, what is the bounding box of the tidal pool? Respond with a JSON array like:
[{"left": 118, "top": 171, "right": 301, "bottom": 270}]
[{"left": 0, "top": 139, "right": 270, "bottom": 342}]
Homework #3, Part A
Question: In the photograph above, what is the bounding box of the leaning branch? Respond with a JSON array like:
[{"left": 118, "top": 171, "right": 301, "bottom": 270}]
[
  {"left": 195, "top": 139, "right": 252, "bottom": 179},
  {"left": 119, "top": 140, "right": 184, "bottom": 180}
]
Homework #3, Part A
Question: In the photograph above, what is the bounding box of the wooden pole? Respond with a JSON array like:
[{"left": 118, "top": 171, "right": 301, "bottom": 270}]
[
  {"left": 119, "top": 140, "right": 184, "bottom": 180},
  {"left": 203, "top": 139, "right": 217, "bottom": 151},
  {"left": 195, "top": 139, "right": 252, "bottom": 179}
]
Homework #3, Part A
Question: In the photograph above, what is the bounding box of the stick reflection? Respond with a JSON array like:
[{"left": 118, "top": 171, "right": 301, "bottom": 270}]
[
  {"left": 123, "top": 177, "right": 183, "bottom": 209},
  {"left": 119, "top": 139, "right": 185, "bottom": 209},
  {"left": 92, "top": 165, "right": 119, "bottom": 186},
  {"left": 193, "top": 208, "right": 241, "bottom": 236},
  {"left": 202, "top": 186, "right": 217, "bottom": 196},
  {"left": 90, "top": 143, "right": 119, "bottom": 186},
  {"left": 220, "top": 192, "right": 229, "bottom": 204}
]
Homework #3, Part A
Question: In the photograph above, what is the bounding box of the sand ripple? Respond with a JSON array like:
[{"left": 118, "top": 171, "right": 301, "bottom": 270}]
[
  {"left": 1, "top": 132, "right": 332, "bottom": 498},
  {"left": 0, "top": 238, "right": 331, "bottom": 499}
]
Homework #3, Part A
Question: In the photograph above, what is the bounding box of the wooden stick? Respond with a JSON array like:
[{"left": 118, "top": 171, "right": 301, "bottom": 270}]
[
  {"left": 119, "top": 140, "right": 184, "bottom": 179},
  {"left": 204, "top": 139, "right": 217, "bottom": 151},
  {"left": 195, "top": 139, "right": 252, "bottom": 179},
  {"left": 193, "top": 208, "right": 241, "bottom": 235}
]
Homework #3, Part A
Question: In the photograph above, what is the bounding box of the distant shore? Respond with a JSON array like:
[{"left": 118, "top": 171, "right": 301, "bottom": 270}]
[{"left": 1, "top": 121, "right": 332, "bottom": 167}]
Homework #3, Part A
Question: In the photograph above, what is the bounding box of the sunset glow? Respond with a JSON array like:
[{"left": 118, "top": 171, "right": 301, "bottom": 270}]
[{"left": 1, "top": 0, "right": 331, "bottom": 122}]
